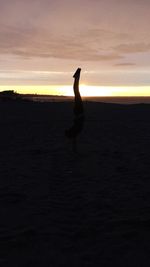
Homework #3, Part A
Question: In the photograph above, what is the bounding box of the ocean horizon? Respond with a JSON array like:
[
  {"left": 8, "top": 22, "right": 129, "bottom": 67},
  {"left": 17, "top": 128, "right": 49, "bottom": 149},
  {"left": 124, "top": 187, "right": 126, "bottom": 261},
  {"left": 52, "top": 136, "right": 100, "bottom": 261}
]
[{"left": 26, "top": 95, "right": 150, "bottom": 104}]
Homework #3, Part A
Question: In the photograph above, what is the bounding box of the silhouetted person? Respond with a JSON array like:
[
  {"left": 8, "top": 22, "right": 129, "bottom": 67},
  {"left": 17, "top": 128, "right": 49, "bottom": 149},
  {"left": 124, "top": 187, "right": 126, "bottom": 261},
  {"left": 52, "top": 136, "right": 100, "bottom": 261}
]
[{"left": 65, "top": 68, "right": 84, "bottom": 152}]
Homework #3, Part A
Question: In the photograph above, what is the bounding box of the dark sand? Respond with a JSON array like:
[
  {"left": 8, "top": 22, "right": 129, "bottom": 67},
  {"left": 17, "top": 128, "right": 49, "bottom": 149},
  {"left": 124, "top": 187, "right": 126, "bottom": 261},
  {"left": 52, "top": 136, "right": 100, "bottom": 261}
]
[{"left": 1, "top": 100, "right": 150, "bottom": 266}]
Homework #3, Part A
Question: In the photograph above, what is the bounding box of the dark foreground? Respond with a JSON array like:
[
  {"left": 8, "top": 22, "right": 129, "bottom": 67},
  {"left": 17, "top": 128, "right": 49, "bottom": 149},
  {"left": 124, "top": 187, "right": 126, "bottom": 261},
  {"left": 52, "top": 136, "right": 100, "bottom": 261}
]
[{"left": 1, "top": 100, "right": 150, "bottom": 266}]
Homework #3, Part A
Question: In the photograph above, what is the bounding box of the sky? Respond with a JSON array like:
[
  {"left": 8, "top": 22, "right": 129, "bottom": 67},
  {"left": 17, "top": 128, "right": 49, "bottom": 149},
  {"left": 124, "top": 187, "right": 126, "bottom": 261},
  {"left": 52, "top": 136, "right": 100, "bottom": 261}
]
[{"left": 0, "top": 0, "right": 150, "bottom": 96}]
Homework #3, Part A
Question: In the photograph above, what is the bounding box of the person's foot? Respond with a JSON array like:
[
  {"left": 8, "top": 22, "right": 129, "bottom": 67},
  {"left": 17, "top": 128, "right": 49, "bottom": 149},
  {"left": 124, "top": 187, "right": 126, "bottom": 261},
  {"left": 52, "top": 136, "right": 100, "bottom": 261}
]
[{"left": 73, "top": 68, "right": 81, "bottom": 78}]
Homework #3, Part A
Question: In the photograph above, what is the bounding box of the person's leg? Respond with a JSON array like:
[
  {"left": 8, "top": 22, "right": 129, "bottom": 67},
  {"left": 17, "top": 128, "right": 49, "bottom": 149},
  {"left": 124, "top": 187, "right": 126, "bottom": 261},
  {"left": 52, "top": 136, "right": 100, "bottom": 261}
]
[
  {"left": 73, "top": 68, "right": 83, "bottom": 115},
  {"left": 73, "top": 68, "right": 81, "bottom": 97}
]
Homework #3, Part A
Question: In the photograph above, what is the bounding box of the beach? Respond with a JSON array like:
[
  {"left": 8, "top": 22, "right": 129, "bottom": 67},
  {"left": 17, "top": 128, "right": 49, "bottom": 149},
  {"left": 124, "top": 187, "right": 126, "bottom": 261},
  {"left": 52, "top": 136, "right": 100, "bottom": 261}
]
[{"left": 1, "top": 99, "right": 150, "bottom": 266}]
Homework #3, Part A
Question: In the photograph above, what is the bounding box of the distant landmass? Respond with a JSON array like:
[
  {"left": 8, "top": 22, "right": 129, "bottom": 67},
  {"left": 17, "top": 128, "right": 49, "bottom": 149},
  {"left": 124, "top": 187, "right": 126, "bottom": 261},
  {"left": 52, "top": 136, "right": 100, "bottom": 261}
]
[
  {"left": 1, "top": 90, "right": 150, "bottom": 104},
  {"left": 0, "top": 90, "right": 23, "bottom": 101}
]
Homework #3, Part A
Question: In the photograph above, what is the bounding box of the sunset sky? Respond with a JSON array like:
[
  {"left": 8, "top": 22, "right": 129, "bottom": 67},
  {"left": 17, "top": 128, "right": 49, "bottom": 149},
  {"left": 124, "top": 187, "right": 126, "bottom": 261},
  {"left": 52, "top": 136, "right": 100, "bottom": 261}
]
[{"left": 0, "top": 0, "right": 150, "bottom": 96}]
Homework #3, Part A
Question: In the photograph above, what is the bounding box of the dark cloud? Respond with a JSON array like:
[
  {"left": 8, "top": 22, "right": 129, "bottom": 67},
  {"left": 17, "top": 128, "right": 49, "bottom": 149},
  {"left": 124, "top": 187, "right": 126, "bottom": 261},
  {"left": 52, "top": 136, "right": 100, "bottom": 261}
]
[{"left": 115, "top": 63, "right": 136, "bottom": 67}]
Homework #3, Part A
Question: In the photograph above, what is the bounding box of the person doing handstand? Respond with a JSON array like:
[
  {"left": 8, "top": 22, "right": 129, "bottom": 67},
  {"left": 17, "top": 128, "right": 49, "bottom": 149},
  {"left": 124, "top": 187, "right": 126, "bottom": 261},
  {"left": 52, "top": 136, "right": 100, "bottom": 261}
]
[{"left": 65, "top": 68, "right": 84, "bottom": 151}]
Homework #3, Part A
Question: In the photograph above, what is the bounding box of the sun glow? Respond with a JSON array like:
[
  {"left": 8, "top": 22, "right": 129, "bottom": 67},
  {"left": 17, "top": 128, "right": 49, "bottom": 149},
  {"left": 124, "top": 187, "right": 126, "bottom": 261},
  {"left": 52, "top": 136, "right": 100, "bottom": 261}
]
[
  {"left": 49, "top": 85, "right": 150, "bottom": 97},
  {"left": 0, "top": 85, "right": 150, "bottom": 96},
  {"left": 60, "top": 85, "right": 111, "bottom": 96}
]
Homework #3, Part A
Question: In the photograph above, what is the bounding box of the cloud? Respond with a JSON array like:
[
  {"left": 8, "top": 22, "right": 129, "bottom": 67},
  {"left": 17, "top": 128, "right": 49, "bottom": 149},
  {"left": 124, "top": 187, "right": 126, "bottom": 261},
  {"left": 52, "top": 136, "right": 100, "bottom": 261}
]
[
  {"left": 1, "top": 0, "right": 150, "bottom": 89},
  {"left": 0, "top": 0, "right": 150, "bottom": 63},
  {"left": 0, "top": 24, "right": 124, "bottom": 61},
  {"left": 114, "top": 43, "right": 150, "bottom": 54}
]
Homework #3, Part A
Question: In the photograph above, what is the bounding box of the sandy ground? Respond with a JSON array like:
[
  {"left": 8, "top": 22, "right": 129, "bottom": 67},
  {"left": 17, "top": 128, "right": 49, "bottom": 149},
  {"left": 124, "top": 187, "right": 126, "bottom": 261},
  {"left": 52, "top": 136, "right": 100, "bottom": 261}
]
[{"left": 0, "top": 100, "right": 150, "bottom": 266}]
